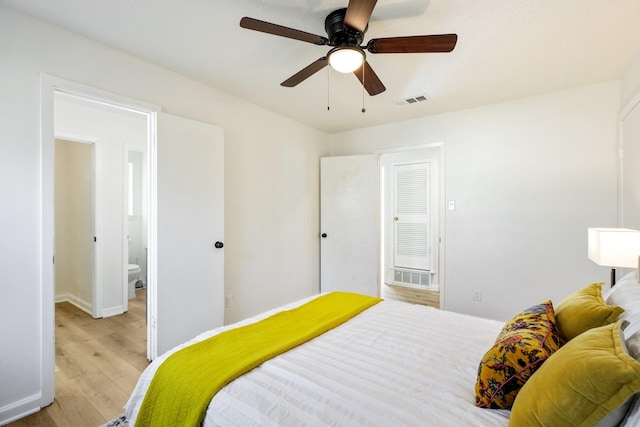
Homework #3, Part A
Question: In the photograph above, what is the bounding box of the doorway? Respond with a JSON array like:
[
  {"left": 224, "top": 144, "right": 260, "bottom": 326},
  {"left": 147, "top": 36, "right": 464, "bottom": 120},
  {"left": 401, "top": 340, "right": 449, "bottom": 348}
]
[
  {"left": 41, "top": 76, "right": 159, "bottom": 407},
  {"left": 52, "top": 93, "right": 151, "bottom": 416},
  {"left": 379, "top": 144, "right": 444, "bottom": 307},
  {"left": 126, "top": 148, "right": 148, "bottom": 306},
  {"left": 319, "top": 145, "right": 445, "bottom": 307},
  {"left": 54, "top": 92, "right": 149, "bottom": 318},
  {"left": 41, "top": 76, "right": 226, "bottom": 409},
  {"left": 54, "top": 139, "right": 96, "bottom": 316}
]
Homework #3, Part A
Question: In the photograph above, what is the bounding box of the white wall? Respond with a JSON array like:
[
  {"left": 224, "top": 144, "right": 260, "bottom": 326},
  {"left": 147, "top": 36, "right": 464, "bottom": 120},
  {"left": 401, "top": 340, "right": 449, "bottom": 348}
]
[
  {"left": 621, "top": 50, "right": 640, "bottom": 109},
  {"left": 55, "top": 97, "right": 147, "bottom": 316},
  {"left": 620, "top": 49, "right": 640, "bottom": 232},
  {"left": 621, "top": 104, "right": 640, "bottom": 232},
  {"left": 0, "top": 6, "right": 328, "bottom": 424},
  {"left": 329, "top": 82, "right": 620, "bottom": 321}
]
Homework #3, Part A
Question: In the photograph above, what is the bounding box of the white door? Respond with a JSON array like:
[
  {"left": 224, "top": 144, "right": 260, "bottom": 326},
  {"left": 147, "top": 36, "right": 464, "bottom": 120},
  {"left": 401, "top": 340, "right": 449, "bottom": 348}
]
[
  {"left": 393, "top": 162, "right": 432, "bottom": 270},
  {"left": 320, "top": 155, "right": 378, "bottom": 296},
  {"left": 153, "top": 113, "right": 224, "bottom": 357}
]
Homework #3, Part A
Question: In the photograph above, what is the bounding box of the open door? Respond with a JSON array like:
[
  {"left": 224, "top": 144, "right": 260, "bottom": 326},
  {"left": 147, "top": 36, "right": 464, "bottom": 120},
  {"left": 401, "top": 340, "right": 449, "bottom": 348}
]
[
  {"left": 320, "top": 155, "right": 378, "bottom": 296},
  {"left": 151, "top": 113, "right": 224, "bottom": 358}
]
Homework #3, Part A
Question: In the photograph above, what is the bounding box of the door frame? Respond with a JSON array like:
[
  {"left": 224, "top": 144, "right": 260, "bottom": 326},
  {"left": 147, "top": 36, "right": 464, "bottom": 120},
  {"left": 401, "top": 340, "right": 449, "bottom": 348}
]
[
  {"left": 40, "top": 74, "right": 160, "bottom": 406},
  {"left": 376, "top": 142, "right": 446, "bottom": 308}
]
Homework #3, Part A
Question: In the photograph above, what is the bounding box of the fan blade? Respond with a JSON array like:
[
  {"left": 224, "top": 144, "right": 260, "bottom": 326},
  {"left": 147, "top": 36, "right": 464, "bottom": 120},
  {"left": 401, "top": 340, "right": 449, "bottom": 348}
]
[
  {"left": 281, "top": 58, "right": 329, "bottom": 87},
  {"left": 240, "top": 17, "right": 328, "bottom": 45},
  {"left": 344, "top": 0, "right": 378, "bottom": 33},
  {"left": 367, "top": 34, "right": 458, "bottom": 54},
  {"left": 353, "top": 61, "right": 386, "bottom": 96}
]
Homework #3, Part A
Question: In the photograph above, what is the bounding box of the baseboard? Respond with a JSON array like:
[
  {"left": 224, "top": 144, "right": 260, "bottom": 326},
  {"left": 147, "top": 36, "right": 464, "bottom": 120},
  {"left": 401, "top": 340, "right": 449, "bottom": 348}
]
[
  {"left": 0, "top": 393, "right": 41, "bottom": 426},
  {"left": 55, "top": 293, "right": 92, "bottom": 316},
  {"left": 56, "top": 294, "right": 124, "bottom": 319},
  {"left": 102, "top": 305, "right": 125, "bottom": 318}
]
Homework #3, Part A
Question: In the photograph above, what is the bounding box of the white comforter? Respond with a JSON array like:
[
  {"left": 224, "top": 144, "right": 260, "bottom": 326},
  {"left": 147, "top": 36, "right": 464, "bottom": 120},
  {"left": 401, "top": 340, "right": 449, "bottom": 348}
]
[{"left": 126, "top": 297, "right": 511, "bottom": 426}]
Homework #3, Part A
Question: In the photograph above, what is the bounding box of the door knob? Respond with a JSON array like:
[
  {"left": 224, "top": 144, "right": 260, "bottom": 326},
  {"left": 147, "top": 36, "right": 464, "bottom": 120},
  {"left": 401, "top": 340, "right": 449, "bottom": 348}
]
[
  {"left": 321, "top": 233, "right": 327, "bottom": 238},
  {"left": 214, "top": 241, "right": 224, "bottom": 248}
]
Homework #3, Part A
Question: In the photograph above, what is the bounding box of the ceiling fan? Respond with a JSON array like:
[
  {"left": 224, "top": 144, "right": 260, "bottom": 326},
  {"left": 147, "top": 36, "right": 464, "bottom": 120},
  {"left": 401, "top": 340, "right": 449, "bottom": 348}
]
[{"left": 240, "top": 0, "right": 457, "bottom": 96}]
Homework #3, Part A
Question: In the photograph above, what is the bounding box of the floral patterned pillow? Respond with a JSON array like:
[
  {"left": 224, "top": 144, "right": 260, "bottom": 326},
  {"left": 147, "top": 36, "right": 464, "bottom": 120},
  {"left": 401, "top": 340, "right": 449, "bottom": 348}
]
[{"left": 475, "top": 300, "right": 560, "bottom": 409}]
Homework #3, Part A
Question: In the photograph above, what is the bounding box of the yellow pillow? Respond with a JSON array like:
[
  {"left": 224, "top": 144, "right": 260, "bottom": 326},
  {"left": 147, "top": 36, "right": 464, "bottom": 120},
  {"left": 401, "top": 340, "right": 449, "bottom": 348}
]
[
  {"left": 510, "top": 320, "right": 640, "bottom": 427},
  {"left": 555, "top": 282, "right": 624, "bottom": 342},
  {"left": 475, "top": 300, "right": 560, "bottom": 409}
]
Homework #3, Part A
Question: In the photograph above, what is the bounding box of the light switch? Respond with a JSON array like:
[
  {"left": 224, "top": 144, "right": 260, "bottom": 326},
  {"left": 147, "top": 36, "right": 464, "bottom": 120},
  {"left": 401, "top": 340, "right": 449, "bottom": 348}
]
[{"left": 448, "top": 200, "right": 455, "bottom": 211}]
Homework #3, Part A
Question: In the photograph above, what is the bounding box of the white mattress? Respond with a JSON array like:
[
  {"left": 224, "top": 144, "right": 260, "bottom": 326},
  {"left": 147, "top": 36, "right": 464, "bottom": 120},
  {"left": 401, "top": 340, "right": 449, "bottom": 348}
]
[{"left": 126, "top": 297, "right": 511, "bottom": 426}]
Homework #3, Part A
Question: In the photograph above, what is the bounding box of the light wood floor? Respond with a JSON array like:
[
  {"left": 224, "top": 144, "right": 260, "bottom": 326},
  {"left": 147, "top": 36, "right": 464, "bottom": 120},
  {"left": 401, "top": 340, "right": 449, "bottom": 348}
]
[
  {"left": 9, "top": 289, "right": 149, "bottom": 427},
  {"left": 382, "top": 283, "right": 440, "bottom": 308}
]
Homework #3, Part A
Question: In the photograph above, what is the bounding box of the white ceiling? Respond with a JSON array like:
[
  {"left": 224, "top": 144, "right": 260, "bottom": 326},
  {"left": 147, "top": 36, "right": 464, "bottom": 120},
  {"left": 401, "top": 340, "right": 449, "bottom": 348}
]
[{"left": 3, "top": 0, "right": 640, "bottom": 133}]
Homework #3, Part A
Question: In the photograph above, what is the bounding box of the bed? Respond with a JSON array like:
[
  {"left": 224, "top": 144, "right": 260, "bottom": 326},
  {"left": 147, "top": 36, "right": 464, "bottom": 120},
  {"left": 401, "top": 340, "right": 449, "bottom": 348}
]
[{"left": 124, "top": 274, "right": 640, "bottom": 427}]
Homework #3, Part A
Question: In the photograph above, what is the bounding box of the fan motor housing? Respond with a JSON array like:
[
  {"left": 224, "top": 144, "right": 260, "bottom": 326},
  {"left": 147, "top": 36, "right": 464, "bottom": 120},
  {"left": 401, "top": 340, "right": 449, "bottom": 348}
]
[{"left": 325, "top": 8, "right": 365, "bottom": 46}]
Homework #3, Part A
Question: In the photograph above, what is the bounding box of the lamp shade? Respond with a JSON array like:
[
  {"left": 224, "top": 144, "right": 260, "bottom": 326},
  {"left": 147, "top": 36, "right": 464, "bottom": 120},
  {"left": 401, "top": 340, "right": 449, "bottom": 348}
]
[
  {"left": 328, "top": 46, "right": 364, "bottom": 73},
  {"left": 588, "top": 228, "right": 640, "bottom": 268}
]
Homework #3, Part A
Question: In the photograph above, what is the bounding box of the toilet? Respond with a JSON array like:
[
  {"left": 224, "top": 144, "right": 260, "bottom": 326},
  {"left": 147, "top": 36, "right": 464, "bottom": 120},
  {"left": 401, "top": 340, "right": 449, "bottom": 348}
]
[{"left": 128, "top": 263, "right": 141, "bottom": 299}]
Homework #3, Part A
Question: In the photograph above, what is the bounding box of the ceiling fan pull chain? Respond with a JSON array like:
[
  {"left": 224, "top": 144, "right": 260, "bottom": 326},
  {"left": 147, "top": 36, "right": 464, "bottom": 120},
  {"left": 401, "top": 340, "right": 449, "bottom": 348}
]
[
  {"left": 327, "top": 67, "right": 331, "bottom": 111},
  {"left": 361, "top": 62, "right": 366, "bottom": 113}
]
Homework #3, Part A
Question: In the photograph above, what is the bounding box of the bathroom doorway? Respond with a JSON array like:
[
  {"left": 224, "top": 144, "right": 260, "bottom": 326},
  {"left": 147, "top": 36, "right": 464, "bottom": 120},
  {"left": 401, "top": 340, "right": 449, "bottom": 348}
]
[{"left": 126, "top": 147, "right": 148, "bottom": 312}]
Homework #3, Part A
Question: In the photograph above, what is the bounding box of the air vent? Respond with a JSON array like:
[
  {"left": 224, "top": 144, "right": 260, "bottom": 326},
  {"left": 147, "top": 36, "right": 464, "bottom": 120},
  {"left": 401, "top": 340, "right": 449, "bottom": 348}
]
[
  {"left": 395, "top": 94, "right": 428, "bottom": 106},
  {"left": 389, "top": 267, "right": 432, "bottom": 288}
]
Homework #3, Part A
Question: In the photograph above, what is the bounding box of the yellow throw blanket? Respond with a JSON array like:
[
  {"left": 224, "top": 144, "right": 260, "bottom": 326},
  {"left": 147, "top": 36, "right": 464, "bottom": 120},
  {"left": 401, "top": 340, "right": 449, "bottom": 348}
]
[{"left": 135, "top": 292, "right": 382, "bottom": 426}]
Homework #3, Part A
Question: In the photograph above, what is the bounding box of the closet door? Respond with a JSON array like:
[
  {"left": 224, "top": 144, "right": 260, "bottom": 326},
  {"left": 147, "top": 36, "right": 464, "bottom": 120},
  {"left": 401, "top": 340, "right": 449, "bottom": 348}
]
[
  {"left": 154, "top": 113, "right": 224, "bottom": 357},
  {"left": 392, "top": 162, "right": 432, "bottom": 271},
  {"left": 320, "top": 155, "right": 378, "bottom": 297}
]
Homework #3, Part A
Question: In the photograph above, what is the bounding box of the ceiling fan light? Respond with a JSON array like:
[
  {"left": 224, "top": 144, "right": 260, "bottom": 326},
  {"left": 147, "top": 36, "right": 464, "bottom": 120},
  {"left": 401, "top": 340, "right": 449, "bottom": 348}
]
[{"left": 328, "top": 47, "right": 364, "bottom": 73}]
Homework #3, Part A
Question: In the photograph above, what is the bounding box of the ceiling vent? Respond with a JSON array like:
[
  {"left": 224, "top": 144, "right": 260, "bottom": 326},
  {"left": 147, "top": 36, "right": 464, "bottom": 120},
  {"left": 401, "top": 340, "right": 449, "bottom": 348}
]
[{"left": 395, "top": 94, "right": 428, "bottom": 106}]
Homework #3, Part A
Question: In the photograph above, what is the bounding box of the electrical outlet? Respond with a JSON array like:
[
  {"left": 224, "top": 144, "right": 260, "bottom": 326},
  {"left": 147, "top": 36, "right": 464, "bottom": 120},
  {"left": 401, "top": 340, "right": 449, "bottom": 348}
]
[
  {"left": 225, "top": 295, "right": 233, "bottom": 308},
  {"left": 473, "top": 290, "right": 482, "bottom": 302}
]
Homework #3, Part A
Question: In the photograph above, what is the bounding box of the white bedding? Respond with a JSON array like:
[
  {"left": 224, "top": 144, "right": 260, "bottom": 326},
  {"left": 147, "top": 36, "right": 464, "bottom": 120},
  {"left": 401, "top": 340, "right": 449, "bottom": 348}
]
[{"left": 126, "top": 297, "right": 511, "bottom": 426}]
